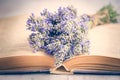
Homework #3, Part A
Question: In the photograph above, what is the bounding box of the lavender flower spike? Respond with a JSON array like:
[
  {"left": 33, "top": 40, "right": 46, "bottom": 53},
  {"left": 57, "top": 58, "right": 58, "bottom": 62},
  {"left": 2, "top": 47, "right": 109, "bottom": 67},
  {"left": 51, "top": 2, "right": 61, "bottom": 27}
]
[{"left": 26, "top": 6, "right": 93, "bottom": 67}]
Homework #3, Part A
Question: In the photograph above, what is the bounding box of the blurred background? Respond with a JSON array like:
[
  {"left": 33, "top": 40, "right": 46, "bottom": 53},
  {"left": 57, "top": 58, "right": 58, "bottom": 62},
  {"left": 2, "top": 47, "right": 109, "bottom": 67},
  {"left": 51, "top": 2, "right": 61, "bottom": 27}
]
[
  {"left": 0, "top": 0, "right": 120, "bottom": 56},
  {"left": 0, "top": 0, "right": 120, "bottom": 19}
]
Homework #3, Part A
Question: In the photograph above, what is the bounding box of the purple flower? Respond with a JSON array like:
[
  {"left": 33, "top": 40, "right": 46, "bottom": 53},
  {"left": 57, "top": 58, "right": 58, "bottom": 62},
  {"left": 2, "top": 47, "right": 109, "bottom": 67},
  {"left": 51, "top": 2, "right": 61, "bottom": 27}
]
[
  {"left": 26, "top": 19, "right": 32, "bottom": 25},
  {"left": 31, "top": 13, "right": 35, "bottom": 17},
  {"left": 26, "top": 6, "right": 93, "bottom": 67},
  {"left": 58, "top": 6, "right": 76, "bottom": 21},
  {"left": 38, "top": 28, "right": 46, "bottom": 33}
]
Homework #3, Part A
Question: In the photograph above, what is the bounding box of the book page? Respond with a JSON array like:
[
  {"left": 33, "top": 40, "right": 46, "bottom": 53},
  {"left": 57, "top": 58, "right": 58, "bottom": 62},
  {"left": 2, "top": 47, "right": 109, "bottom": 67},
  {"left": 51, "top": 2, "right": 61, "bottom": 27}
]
[
  {"left": 89, "top": 24, "right": 120, "bottom": 58},
  {"left": 0, "top": 15, "right": 47, "bottom": 58}
]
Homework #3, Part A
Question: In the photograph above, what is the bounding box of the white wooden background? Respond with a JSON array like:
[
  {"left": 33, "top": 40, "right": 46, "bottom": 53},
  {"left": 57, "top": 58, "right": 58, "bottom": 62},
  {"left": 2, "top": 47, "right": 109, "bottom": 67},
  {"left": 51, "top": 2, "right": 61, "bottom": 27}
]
[{"left": 0, "top": 74, "right": 120, "bottom": 80}]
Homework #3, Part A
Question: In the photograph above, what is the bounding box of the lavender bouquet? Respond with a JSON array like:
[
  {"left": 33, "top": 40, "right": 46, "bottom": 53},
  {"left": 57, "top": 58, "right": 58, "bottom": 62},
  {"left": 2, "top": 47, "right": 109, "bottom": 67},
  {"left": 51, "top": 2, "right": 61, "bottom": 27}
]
[{"left": 26, "top": 6, "right": 93, "bottom": 67}]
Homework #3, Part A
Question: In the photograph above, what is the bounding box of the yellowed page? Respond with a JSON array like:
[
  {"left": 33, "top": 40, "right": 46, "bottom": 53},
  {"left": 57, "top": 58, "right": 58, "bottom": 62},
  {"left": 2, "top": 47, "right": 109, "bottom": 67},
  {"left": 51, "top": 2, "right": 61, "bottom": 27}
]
[
  {"left": 89, "top": 24, "right": 120, "bottom": 58},
  {"left": 0, "top": 14, "right": 49, "bottom": 57}
]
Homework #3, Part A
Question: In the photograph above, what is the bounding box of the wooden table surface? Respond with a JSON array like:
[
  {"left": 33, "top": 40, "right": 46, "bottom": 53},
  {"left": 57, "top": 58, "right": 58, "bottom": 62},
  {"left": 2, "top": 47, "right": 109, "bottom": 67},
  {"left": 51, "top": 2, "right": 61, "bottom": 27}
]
[{"left": 0, "top": 74, "right": 120, "bottom": 80}]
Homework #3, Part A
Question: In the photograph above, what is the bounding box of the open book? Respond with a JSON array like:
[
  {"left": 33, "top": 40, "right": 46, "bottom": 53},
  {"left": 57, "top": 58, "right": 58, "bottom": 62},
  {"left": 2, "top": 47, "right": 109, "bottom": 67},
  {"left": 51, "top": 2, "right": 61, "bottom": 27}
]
[
  {"left": 0, "top": 54, "right": 120, "bottom": 74},
  {"left": 0, "top": 15, "right": 120, "bottom": 74}
]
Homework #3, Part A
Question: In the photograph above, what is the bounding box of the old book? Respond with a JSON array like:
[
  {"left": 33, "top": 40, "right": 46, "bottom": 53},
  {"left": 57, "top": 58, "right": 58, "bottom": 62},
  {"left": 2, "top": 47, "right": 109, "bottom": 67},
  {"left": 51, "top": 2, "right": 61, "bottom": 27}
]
[
  {"left": 0, "top": 15, "right": 120, "bottom": 74},
  {"left": 0, "top": 55, "right": 120, "bottom": 74}
]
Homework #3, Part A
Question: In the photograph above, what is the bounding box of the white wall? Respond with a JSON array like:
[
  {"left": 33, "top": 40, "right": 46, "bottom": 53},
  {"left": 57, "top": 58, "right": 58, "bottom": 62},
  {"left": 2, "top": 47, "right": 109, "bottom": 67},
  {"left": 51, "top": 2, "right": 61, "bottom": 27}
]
[{"left": 0, "top": 0, "right": 120, "bottom": 19}]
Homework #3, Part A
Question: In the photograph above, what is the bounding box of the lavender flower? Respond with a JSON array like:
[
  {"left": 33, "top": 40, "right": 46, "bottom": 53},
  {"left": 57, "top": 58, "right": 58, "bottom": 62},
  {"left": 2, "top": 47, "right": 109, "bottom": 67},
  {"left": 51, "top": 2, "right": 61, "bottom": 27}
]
[{"left": 26, "top": 6, "right": 93, "bottom": 67}]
